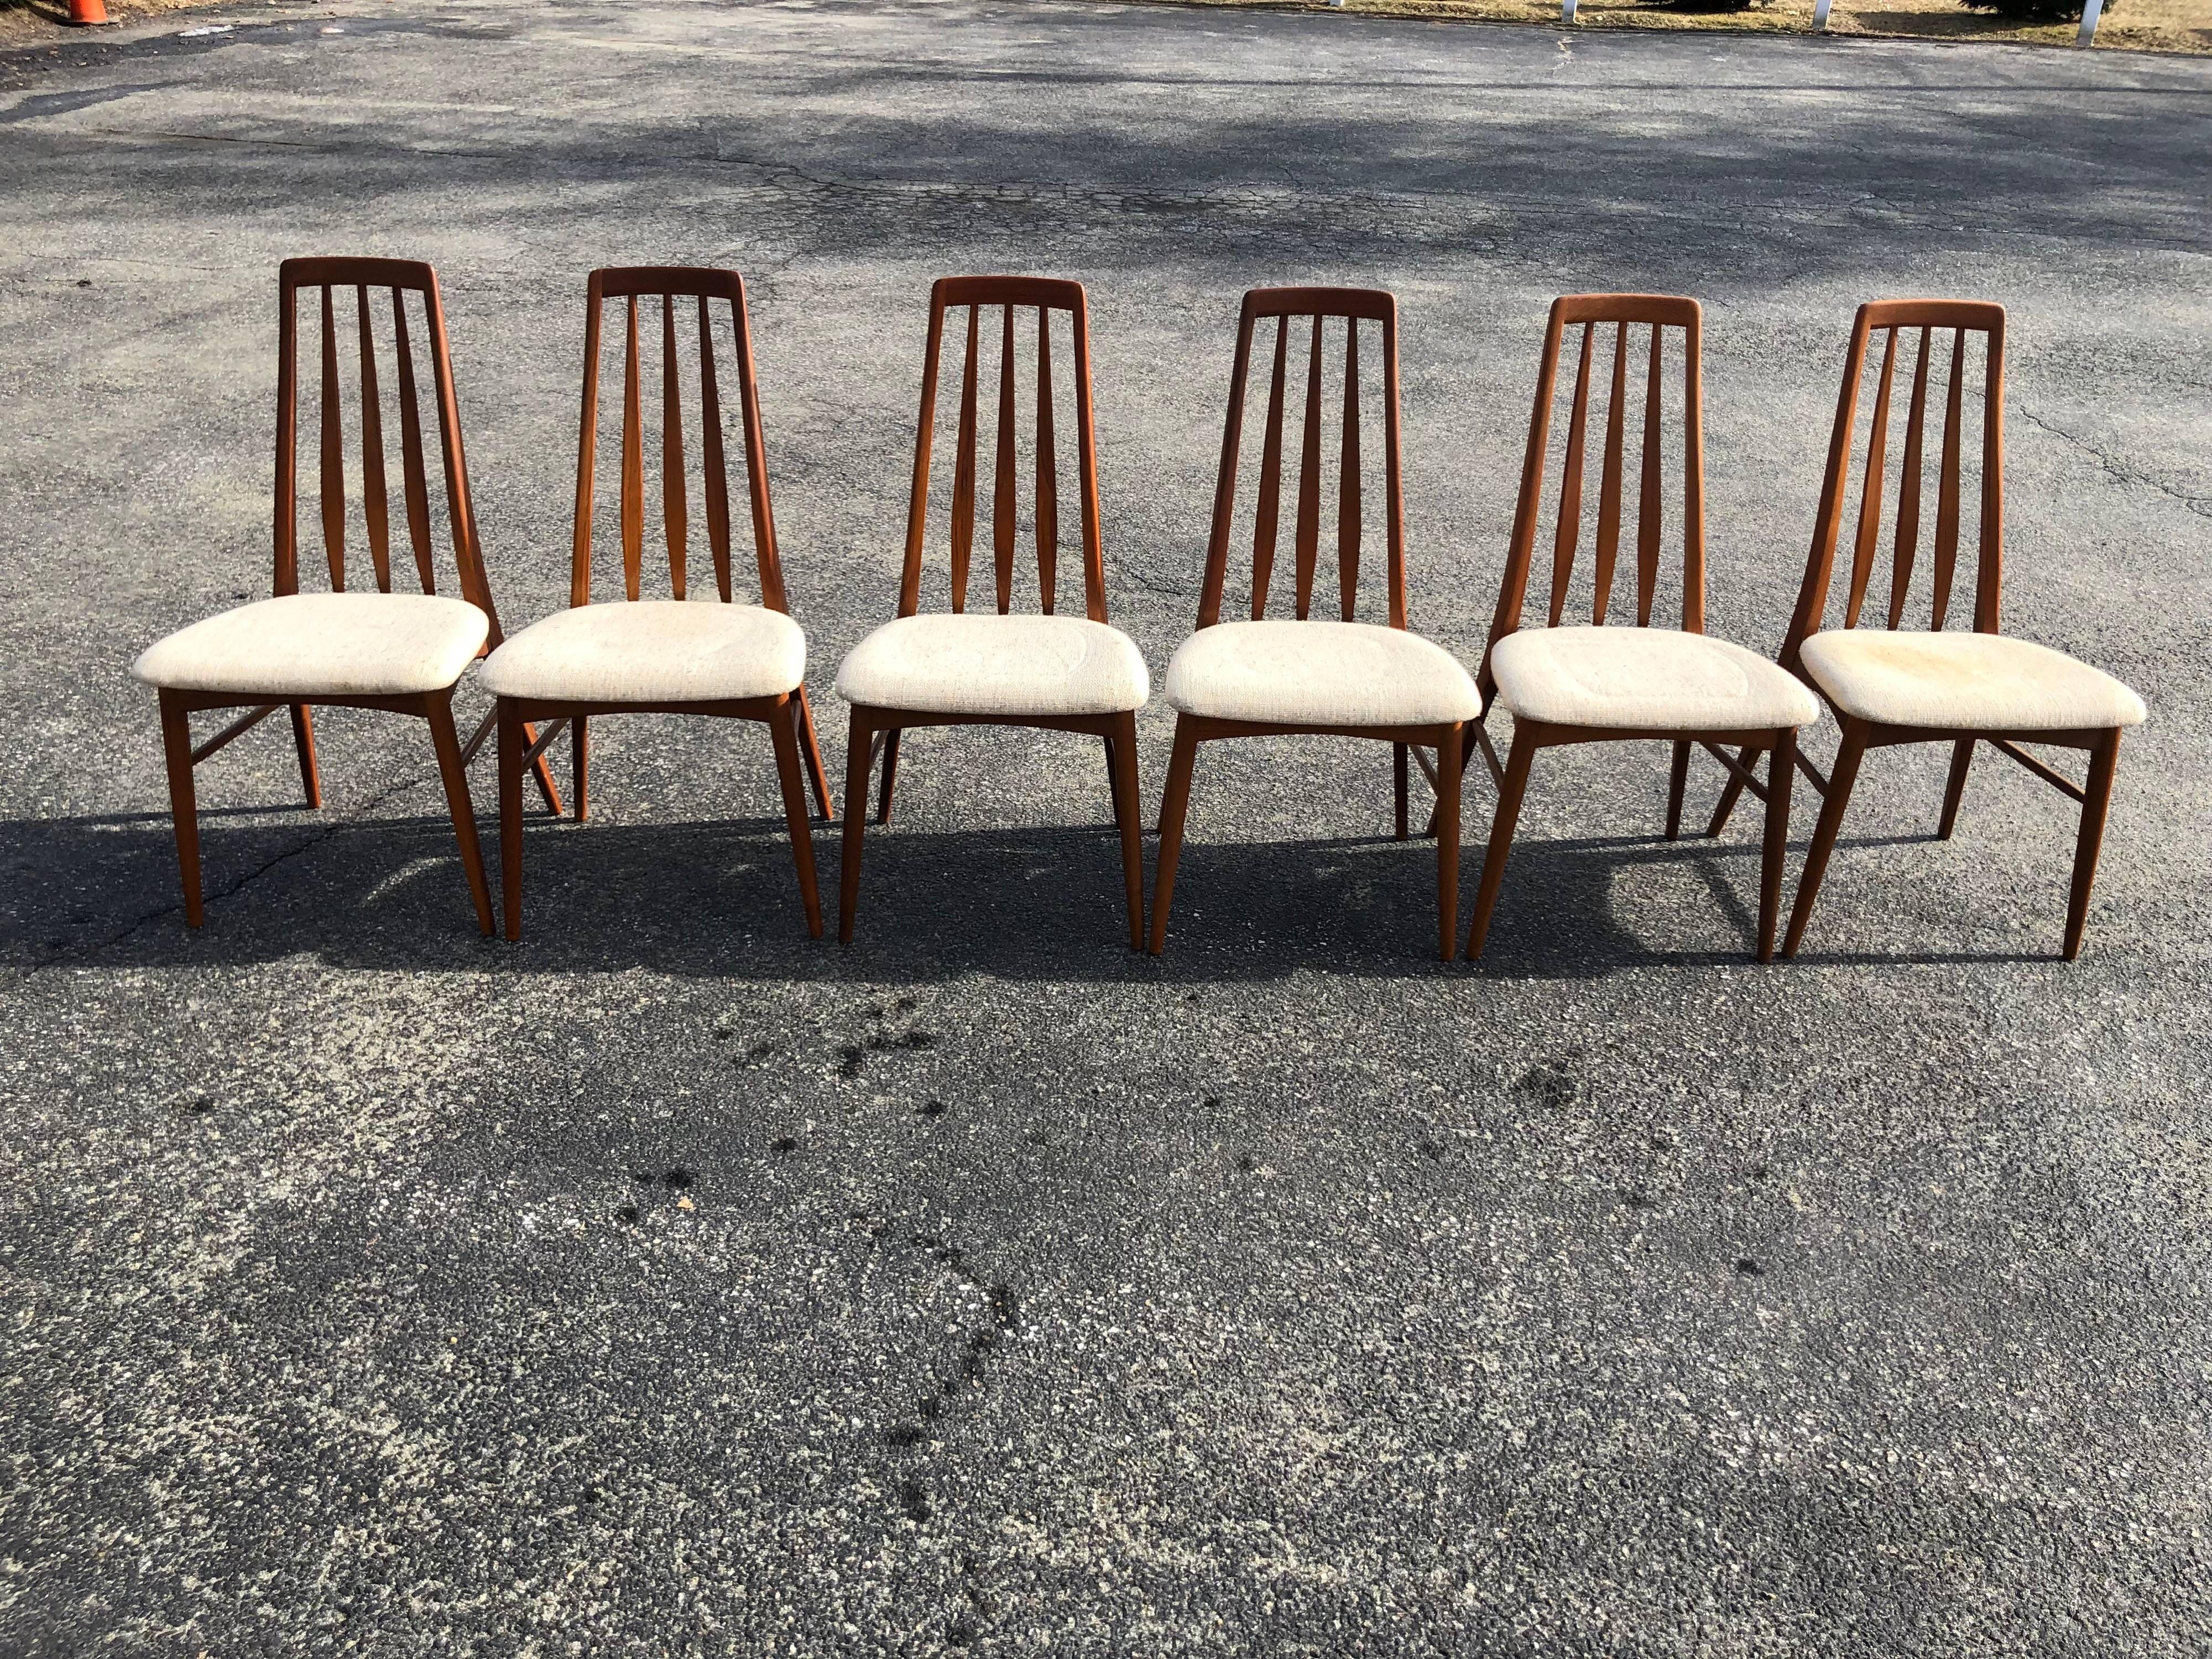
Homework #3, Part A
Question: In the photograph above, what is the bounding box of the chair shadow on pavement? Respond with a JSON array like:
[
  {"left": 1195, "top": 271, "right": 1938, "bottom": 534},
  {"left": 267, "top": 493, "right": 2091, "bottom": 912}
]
[{"left": 0, "top": 806, "right": 2015, "bottom": 982}]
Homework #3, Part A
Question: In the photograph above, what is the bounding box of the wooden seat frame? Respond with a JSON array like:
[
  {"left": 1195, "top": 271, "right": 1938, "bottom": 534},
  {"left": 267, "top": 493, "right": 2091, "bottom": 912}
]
[
  {"left": 1149, "top": 286, "right": 1467, "bottom": 962},
  {"left": 1705, "top": 299, "right": 2123, "bottom": 961},
  {"left": 837, "top": 276, "right": 1144, "bottom": 951},
  {"left": 494, "top": 266, "right": 834, "bottom": 942},
  {"left": 156, "top": 256, "right": 560, "bottom": 935},
  {"left": 1463, "top": 294, "right": 1806, "bottom": 964}
]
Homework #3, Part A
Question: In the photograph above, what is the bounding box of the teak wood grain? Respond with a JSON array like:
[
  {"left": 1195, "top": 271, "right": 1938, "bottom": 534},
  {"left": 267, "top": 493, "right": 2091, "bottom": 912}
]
[
  {"left": 496, "top": 265, "right": 832, "bottom": 942},
  {"left": 1149, "top": 285, "right": 1467, "bottom": 961},
  {"left": 155, "top": 255, "right": 560, "bottom": 935},
  {"left": 841, "top": 274, "right": 1142, "bottom": 950}
]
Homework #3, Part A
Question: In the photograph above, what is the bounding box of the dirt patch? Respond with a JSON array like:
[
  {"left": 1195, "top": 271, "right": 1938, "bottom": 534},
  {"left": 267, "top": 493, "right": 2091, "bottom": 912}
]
[
  {"left": 2, "top": 0, "right": 255, "bottom": 50},
  {"left": 1141, "top": 0, "right": 2209, "bottom": 53}
]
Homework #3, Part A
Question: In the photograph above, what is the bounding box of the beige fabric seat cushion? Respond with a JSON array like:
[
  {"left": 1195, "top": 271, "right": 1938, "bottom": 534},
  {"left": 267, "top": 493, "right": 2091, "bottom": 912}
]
[
  {"left": 1164, "top": 619, "right": 1480, "bottom": 727},
  {"left": 132, "top": 592, "right": 489, "bottom": 697},
  {"left": 836, "top": 613, "right": 1149, "bottom": 717},
  {"left": 1799, "top": 629, "right": 2146, "bottom": 732},
  {"left": 480, "top": 600, "right": 805, "bottom": 703},
  {"left": 1490, "top": 625, "right": 1820, "bottom": 732}
]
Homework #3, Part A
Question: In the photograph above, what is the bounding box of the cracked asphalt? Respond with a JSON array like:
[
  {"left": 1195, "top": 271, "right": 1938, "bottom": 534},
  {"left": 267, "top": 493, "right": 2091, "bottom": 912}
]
[{"left": 3, "top": 0, "right": 2210, "bottom": 1651}]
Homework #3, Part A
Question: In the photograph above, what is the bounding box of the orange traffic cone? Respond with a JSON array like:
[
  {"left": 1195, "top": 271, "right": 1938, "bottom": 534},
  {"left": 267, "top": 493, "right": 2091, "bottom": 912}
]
[{"left": 67, "top": 0, "right": 113, "bottom": 23}]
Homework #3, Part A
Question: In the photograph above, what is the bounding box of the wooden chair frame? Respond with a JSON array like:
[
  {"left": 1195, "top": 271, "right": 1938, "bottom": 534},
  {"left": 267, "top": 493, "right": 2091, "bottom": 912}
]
[
  {"left": 1462, "top": 294, "right": 1806, "bottom": 964},
  {"left": 1148, "top": 285, "right": 1468, "bottom": 962},
  {"left": 1706, "top": 300, "right": 2121, "bottom": 960},
  {"left": 158, "top": 256, "right": 560, "bottom": 935},
  {"left": 838, "top": 275, "right": 1144, "bottom": 950},
  {"left": 495, "top": 265, "right": 833, "bottom": 942}
]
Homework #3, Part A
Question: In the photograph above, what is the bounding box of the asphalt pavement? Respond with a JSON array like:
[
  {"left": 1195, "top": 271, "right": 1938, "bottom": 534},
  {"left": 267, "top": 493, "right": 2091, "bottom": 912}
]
[{"left": 1, "top": 0, "right": 2209, "bottom": 1651}]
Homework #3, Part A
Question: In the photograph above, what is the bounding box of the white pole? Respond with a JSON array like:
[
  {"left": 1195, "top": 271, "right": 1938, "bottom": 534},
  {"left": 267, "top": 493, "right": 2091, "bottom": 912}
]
[
  {"left": 1812, "top": 0, "right": 1833, "bottom": 27},
  {"left": 2077, "top": 0, "right": 2104, "bottom": 44},
  {"left": 1562, "top": 0, "right": 1578, "bottom": 21}
]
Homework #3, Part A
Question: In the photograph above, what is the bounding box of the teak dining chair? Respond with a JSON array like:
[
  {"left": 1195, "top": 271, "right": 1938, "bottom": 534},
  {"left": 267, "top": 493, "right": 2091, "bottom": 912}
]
[
  {"left": 482, "top": 266, "right": 834, "bottom": 941},
  {"left": 1149, "top": 286, "right": 1480, "bottom": 961},
  {"left": 1705, "top": 300, "right": 2145, "bottom": 961},
  {"left": 1463, "top": 294, "right": 1821, "bottom": 963},
  {"left": 132, "top": 256, "right": 560, "bottom": 934},
  {"left": 834, "top": 275, "right": 1149, "bottom": 948}
]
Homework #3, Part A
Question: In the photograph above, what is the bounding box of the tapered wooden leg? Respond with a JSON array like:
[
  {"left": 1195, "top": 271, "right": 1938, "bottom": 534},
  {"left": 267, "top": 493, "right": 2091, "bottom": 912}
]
[
  {"left": 1109, "top": 712, "right": 1144, "bottom": 952},
  {"left": 1464, "top": 725, "right": 1536, "bottom": 961},
  {"left": 1434, "top": 723, "right": 1464, "bottom": 962},
  {"left": 767, "top": 695, "right": 825, "bottom": 938},
  {"left": 498, "top": 701, "right": 524, "bottom": 941},
  {"left": 875, "top": 728, "right": 902, "bottom": 827},
  {"left": 289, "top": 703, "right": 322, "bottom": 808},
  {"left": 839, "top": 710, "right": 873, "bottom": 944},
  {"left": 1147, "top": 717, "right": 1201, "bottom": 955},
  {"left": 1704, "top": 745, "right": 1762, "bottom": 838},
  {"left": 1780, "top": 719, "right": 1869, "bottom": 959},
  {"left": 520, "top": 721, "right": 564, "bottom": 816},
  {"left": 159, "top": 691, "right": 205, "bottom": 928},
  {"left": 1394, "top": 743, "right": 1410, "bottom": 841},
  {"left": 2063, "top": 728, "right": 2121, "bottom": 962},
  {"left": 796, "top": 685, "right": 834, "bottom": 821},
  {"left": 426, "top": 692, "right": 494, "bottom": 937},
  {"left": 572, "top": 714, "right": 591, "bottom": 823},
  {"left": 1104, "top": 737, "right": 1126, "bottom": 835},
  {"left": 1665, "top": 739, "right": 1691, "bottom": 842},
  {"left": 1757, "top": 729, "right": 1797, "bottom": 963},
  {"left": 1937, "top": 737, "right": 1975, "bottom": 841}
]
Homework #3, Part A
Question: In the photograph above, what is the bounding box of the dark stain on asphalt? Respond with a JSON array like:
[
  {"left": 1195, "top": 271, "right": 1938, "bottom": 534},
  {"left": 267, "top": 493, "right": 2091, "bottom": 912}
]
[
  {"left": 838, "top": 1044, "right": 865, "bottom": 1078},
  {"left": 920, "top": 1099, "right": 948, "bottom": 1119},
  {"left": 899, "top": 1479, "right": 932, "bottom": 1522},
  {"left": 614, "top": 1204, "right": 639, "bottom": 1225},
  {"left": 1737, "top": 1258, "right": 1764, "bottom": 1276},
  {"left": 771, "top": 1137, "right": 799, "bottom": 1154},
  {"left": 663, "top": 1167, "right": 692, "bottom": 1190},
  {"left": 1511, "top": 1062, "right": 1577, "bottom": 1113}
]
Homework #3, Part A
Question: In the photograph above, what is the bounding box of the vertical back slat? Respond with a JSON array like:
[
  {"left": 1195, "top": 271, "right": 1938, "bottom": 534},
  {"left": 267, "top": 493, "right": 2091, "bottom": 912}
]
[
  {"left": 1035, "top": 307, "right": 1058, "bottom": 616},
  {"left": 1592, "top": 321, "right": 1629, "bottom": 625},
  {"left": 661, "top": 294, "right": 688, "bottom": 600},
  {"left": 1337, "top": 319, "right": 1361, "bottom": 623},
  {"left": 1251, "top": 318, "right": 1290, "bottom": 619},
  {"left": 1888, "top": 326, "right": 1932, "bottom": 629},
  {"left": 620, "top": 295, "right": 644, "bottom": 602},
  {"left": 1975, "top": 321, "right": 2005, "bottom": 635},
  {"left": 319, "top": 286, "right": 346, "bottom": 591},
  {"left": 950, "top": 305, "right": 980, "bottom": 613},
  {"left": 732, "top": 290, "right": 783, "bottom": 614},
  {"left": 354, "top": 287, "right": 393, "bottom": 592},
  {"left": 1845, "top": 326, "right": 1898, "bottom": 629},
  {"left": 1293, "top": 315, "right": 1324, "bottom": 620},
  {"left": 1635, "top": 322, "right": 1665, "bottom": 627},
  {"left": 994, "top": 304, "right": 1016, "bottom": 614},
  {"left": 698, "top": 295, "right": 733, "bottom": 603},
  {"left": 392, "top": 290, "right": 436, "bottom": 593},
  {"left": 1381, "top": 309, "right": 1405, "bottom": 632},
  {"left": 1932, "top": 328, "right": 1966, "bottom": 630},
  {"left": 1547, "top": 324, "right": 1595, "bottom": 628}
]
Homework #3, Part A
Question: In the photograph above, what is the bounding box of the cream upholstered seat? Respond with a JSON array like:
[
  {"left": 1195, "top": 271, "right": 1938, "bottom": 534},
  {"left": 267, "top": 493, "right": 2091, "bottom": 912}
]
[
  {"left": 1165, "top": 619, "right": 1479, "bottom": 727},
  {"left": 481, "top": 600, "right": 804, "bottom": 705},
  {"left": 1491, "top": 626, "right": 1820, "bottom": 733},
  {"left": 132, "top": 592, "right": 489, "bottom": 698},
  {"left": 837, "top": 613, "right": 1148, "bottom": 718},
  {"left": 1797, "top": 629, "right": 2145, "bottom": 733}
]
